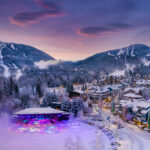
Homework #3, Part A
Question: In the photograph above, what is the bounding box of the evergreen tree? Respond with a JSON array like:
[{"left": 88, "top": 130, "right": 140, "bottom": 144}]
[
  {"left": 71, "top": 98, "right": 83, "bottom": 117},
  {"left": 36, "top": 83, "right": 43, "bottom": 97},
  {"left": 14, "top": 84, "right": 19, "bottom": 97},
  {"left": 66, "top": 83, "right": 74, "bottom": 93},
  {"left": 21, "top": 95, "right": 30, "bottom": 108},
  {"left": 9, "top": 77, "right": 14, "bottom": 95},
  {"left": 109, "top": 76, "right": 113, "bottom": 85},
  {"left": 42, "top": 92, "right": 59, "bottom": 107},
  {"left": 82, "top": 85, "right": 85, "bottom": 91},
  {"left": 0, "top": 88, "right": 2, "bottom": 101},
  {"left": 3, "top": 81, "right": 10, "bottom": 97},
  {"left": 61, "top": 98, "right": 72, "bottom": 112}
]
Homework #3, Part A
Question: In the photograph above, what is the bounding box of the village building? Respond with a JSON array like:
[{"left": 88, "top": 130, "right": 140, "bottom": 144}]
[
  {"left": 123, "top": 93, "right": 143, "bottom": 100},
  {"left": 117, "top": 99, "right": 150, "bottom": 128},
  {"left": 124, "top": 87, "right": 144, "bottom": 95},
  {"left": 14, "top": 107, "right": 70, "bottom": 121},
  {"left": 136, "top": 80, "right": 150, "bottom": 87}
]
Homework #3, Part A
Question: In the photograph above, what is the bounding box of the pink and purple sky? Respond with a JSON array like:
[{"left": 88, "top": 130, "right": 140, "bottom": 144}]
[{"left": 0, "top": 0, "right": 150, "bottom": 60}]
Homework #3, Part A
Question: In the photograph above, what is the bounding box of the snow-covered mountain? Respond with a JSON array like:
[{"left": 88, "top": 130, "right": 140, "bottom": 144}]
[
  {"left": 0, "top": 42, "right": 54, "bottom": 77},
  {"left": 75, "top": 44, "right": 150, "bottom": 74},
  {"left": 1, "top": 42, "right": 150, "bottom": 77}
]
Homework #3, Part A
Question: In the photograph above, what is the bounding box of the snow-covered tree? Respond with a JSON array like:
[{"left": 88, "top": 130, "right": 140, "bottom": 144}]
[
  {"left": 91, "top": 131, "right": 104, "bottom": 150},
  {"left": 36, "top": 83, "right": 43, "bottom": 98},
  {"left": 82, "top": 100, "right": 88, "bottom": 115},
  {"left": 64, "top": 136, "right": 76, "bottom": 150},
  {"left": 61, "top": 98, "right": 72, "bottom": 112},
  {"left": 66, "top": 83, "right": 74, "bottom": 93},
  {"left": 75, "top": 136, "right": 85, "bottom": 150},
  {"left": 71, "top": 97, "right": 83, "bottom": 117},
  {"left": 20, "top": 95, "right": 30, "bottom": 108},
  {"left": 42, "top": 92, "right": 59, "bottom": 107}
]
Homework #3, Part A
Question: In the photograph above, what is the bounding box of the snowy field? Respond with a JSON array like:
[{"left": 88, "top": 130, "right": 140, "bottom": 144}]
[
  {"left": 0, "top": 115, "right": 111, "bottom": 150},
  {"left": 1, "top": 109, "right": 150, "bottom": 150}
]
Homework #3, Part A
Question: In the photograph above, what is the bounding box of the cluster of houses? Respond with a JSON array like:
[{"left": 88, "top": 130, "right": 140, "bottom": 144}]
[
  {"left": 72, "top": 78, "right": 150, "bottom": 130},
  {"left": 14, "top": 75, "right": 150, "bottom": 130},
  {"left": 115, "top": 84, "right": 150, "bottom": 129},
  {"left": 135, "top": 79, "right": 150, "bottom": 87}
]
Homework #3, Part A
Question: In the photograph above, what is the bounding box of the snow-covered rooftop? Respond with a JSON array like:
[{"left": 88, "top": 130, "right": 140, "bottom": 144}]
[
  {"left": 74, "top": 89, "right": 84, "bottom": 94},
  {"left": 141, "top": 108, "right": 150, "bottom": 114},
  {"left": 132, "top": 107, "right": 139, "bottom": 112},
  {"left": 14, "top": 107, "right": 68, "bottom": 115},
  {"left": 136, "top": 80, "right": 150, "bottom": 85},
  {"left": 123, "top": 93, "right": 143, "bottom": 98},
  {"left": 124, "top": 87, "right": 144, "bottom": 93},
  {"left": 120, "top": 99, "right": 150, "bottom": 110},
  {"left": 95, "top": 87, "right": 110, "bottom": 94},
  {"left": 137, "top": 102, "right": 150, "bottom": 109}
]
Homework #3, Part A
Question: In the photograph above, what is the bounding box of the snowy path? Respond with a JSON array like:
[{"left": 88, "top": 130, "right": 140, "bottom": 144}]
[
  {"left": 1, "top": 110, "right": 150, "bottom": 150},
  {"left": 102, "top": 109, "right": 150, "bottom": 150},
  {"left": 118, "top": 127, "right": 145, "bottom": 150},
  {"left": 118, "top": 122, "right": 150, "bottom": 150}
]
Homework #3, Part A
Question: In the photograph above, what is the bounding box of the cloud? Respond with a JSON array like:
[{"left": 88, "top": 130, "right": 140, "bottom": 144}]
[
  {"left": 141, "top": 58, "right": 150, "bottom": 66},
  {"left": 34, "top": 60, "right": 61, "bottom": 69},
  {"left": 10, "top": 10, "right": 64, "bottom": 26},
  {"left": 110, "top": 69, "right": 125, "bottom": 77},
  {"left": 77, "top": 23, "right": 134, "bottom": 37},
  {"left": 110, "top": 63, "right": 136, "bottom": 77},
  {"left": 0, "top": 63, "right": 10, "bottom": 78},
  {"left": 36, "top": 0, "right": 62, "bottom": 10},
  {"left": 109, "top": 23, "right": 134, "bottom": 29},
  {"left": 10, "top": 0, "right": 64, "bottom": 26},
  {"left": 13, "top": 64, "right": 23, "bottom": 80},
  {"left": 117, "top": 0, "right": 136, "bottom": 13},
  {"left": 77, "top": 26, "right": 116, "bottom": 37}
]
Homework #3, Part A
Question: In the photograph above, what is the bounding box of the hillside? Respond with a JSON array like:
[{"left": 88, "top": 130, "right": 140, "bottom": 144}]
[
  {"left": 0, "top": 42, "right": 54, "bottom": 77},
  {"left": 75, "top": 44, "right": 150, "bottom": 74}
]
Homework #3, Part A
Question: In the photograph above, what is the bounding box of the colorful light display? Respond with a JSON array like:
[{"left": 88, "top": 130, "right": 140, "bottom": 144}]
[{"left": 10, "top": 116, "right": 80, "bottom": 134}]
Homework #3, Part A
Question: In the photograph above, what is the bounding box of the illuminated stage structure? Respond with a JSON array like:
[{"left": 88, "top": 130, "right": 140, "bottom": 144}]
[
  {"left": 14, "top": 107, "right": 70, "bottom": 122},
  {"left": 11, "top": 108, "right": 71, "bottom": 133}
]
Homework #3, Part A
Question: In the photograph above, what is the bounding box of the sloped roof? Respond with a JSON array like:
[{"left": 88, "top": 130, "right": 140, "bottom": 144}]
[
  {"left": 123, "top": 93, "right": 143, "bottom": 98},
  {"left": 14, "top": 107, "right": 67, "bottom": 115}
]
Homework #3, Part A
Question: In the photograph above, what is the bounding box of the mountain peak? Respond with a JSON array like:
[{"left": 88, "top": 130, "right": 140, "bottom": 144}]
[
  {"left": 123, "top": 43, "right": 150, "bottom": 50},
  {"left": 0, "top": 41, "right": 55, "bottom": 77},
  {"left": 75, "top": 43, "right": 150, "bottom": 74}
]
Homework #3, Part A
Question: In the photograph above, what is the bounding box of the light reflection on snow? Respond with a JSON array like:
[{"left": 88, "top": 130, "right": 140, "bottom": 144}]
[
  {"left": 0, "top": 113, "right": 112, "bottom": 150},
  {"left": 10, "top": 118, "right": 82, "bottom": 134}
]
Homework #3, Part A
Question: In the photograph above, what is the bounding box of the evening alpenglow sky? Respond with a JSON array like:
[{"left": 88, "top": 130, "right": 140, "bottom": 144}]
[{"left": 0, "top": 0, "right": 150, "bottom": 60}]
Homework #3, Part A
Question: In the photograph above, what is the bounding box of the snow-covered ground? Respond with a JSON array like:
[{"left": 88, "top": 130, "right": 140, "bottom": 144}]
[
  {"left": 101, "top": 109, "right": 150, "bottom": 150},
  {"left": 1, "top": 107, "right": 150, "bottom": 150},
  {"left": 0, "top": 115, "right": 111, "bottom": 150}
]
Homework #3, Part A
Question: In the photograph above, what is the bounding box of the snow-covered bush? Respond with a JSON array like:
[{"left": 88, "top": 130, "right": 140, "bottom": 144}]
[
  {"left": 61, "top": 98, "right": 72, "bottom": 112},
  {"left": 42, "top": 92, "right": 59, "bottom": 107},
  {"left": 71, "top": 97, "right": 83, "bottom": 117},
  {"left": 61, "top": 97, "right": 83, "bottom": 117}
]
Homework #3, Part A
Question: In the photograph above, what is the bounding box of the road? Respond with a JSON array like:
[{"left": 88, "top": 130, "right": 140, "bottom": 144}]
[{"left": 102, "top": 108, "right": 150, "bottom": 150}]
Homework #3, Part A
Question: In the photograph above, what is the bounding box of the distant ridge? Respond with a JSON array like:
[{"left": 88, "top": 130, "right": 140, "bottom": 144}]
[{"left": 75, "top": 44, "right": 150, "bottom": 74}]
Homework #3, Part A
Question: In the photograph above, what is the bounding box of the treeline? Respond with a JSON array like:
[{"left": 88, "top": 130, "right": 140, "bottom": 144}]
[
  {"left": 0, "top": 66, "right": 99, "bottom": 113},
  {"left": 0, "top": 76, "right": 45, "bottom": 113},
  {"left": 22, "top": 66, "right": 95, "bottom": 87}
]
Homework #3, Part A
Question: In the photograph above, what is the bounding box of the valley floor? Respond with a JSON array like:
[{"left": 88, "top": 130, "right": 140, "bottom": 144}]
[
  {"left": 0, "top": 118, "right": 111, "bottom": 150},
  {"left": 0, "top": 108, "right": 150, "bottom": 150}
]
